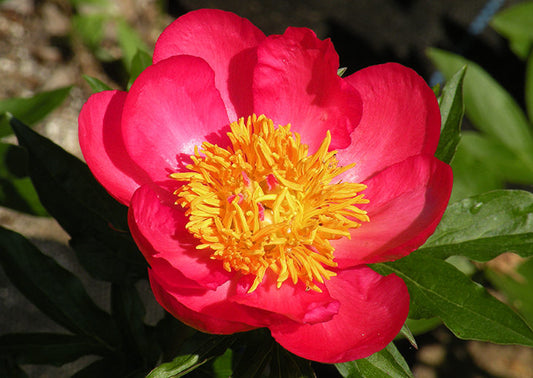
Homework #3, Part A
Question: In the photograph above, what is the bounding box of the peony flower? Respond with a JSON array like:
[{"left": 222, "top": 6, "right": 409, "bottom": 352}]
[{"left": 78, "top": 9, "right": 452, "bottom": 363}]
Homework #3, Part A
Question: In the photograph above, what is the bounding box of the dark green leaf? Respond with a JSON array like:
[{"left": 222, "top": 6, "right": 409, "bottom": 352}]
[
  {"left": 128, "top": 49, "right": 152, "bottom": 89},
  {"left": 373, "top": 254, "right": 533, "bottom": 346},
  {"left": 435, "top": 65, "right": 465, "bottom": 164},
  {"left": 0, "top": 357, "right": 28, "bottom": 378},
  {"left": 83, "top": 75, "right": 112, "bottom": 93},
  {"left": 0, "top": 142, "right": 47, "bottom": 215},
  {"left": 269, "top": 344, "right": 315, "bottom": 378},
  {"left": 111, "top": 284, "right": 159, "bottom": 368},
  {"left": 10, "top": 118, "right": 146, "bottom": 284},
  {"left": 72, "top": 355, "right": 128, "bottom": 378},
  {"left": 147, "top": 334, "right": 234, "bottom": 378},
  {"left": 0, "top": 87, "right": 71, "bottom": 137},
  {"left": 231, "top": 334, "right": 275, "bottom": 378},
  {"left": 335, "top": 343, "right": 412, "bottom": 378},
  {"left": 526, "top": 52, "right": 533, "bottom": 122},
  {"left": 420, "top": 190, "right": 533, "bottom": 261},
  {"left": 0, "top": 226, "right": 119, "bottom": 348},
  {"left": 427, "top": 48, "right": 533, "bottom": 172},
  {"left": 0, "top": 333, "right": 107, "bottom": 366}
]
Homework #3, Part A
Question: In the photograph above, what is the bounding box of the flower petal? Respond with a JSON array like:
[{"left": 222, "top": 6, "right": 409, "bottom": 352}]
[
  {"left": 78, "top": 90, "right": 150, "bottom": 205},
  {"left": 270, "top": 266, "right": 409, "bottom": 363},
  {"left": 122, "top": 55, "right": 230, "bottom": 183},
  {"left": 149, "top": 266, "right": 281, "bottom": 332},
  {"left": 338, "top": 63, "right": 441, "bottom": 182},
  {"left": 230, "top": 273, "right": 340, "bottom": 325},
  {"left": 153, "top": 9, "right": 266, "bottom": 121},
  {"left": 149, "top": 268, "right": 256, "bottom": 334},
  {"left": 334, "top": 155, "right": 452, "bottom": 266},
  {"left": 253, "top": 27, "right": 361, "bottom": 151},
  {"left": 128, "top": 183, "right": 232, "bottom": 289}
]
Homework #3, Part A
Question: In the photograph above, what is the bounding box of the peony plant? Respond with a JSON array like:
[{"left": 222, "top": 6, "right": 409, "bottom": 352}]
[{"left": 78, "top": 9, "right": 452, "bottom": 363}]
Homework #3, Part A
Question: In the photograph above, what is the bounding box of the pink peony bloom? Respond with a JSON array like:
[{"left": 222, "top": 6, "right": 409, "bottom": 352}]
[{"left": 78, "top": 9, "right": 452, "bottom": 363}]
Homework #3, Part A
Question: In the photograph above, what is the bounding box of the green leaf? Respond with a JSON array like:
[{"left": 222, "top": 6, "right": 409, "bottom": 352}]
[
  {"left": 0, "top": 333, "right": 107, "bottom": 366},
  {"left": 116, "top": 18, "right": 149, "bottom": 73},
  {"left": 337, "top": 67, "right": 347, "bottom": 77},
  {"left": 127, "top": 49, "right": 152, "bottom": 89},
  {"left": 398, "top": 324, "right": 417, "bottom": 349},
  {"left": 448, "top": 136, "right": 503, "bottom": 202},
  {"left": 491, "top": 2, "right": 533, "bottom": 42},
  {"left": 335, "top": 343, "right": 412, "bottom": 378},
  {"left": 10, "top": 118, "right": 146, "bottom": 284},
  {"left": 420, "top": 190, "right": 533, "bottom": 261},
  {"left": 427, "top": 48, "right": 533, "bottom": 172},
  {"left": 526, "top": 52, "right": 533, "bottom": 122},
  {"left": 213, "top": 349, "right": 233, "bottom": 378},
  {"left": 147, "top": 334, "right": 234, "bottom": 378},
  {"left": 83, "top": 75, "right": 112, "bottom": 93},
  {"left": 486, "top": 257, "right": 533, "bottom": 328},
  {"left": 0, "top": 142, "right": 47, "bottom": 216},
  {"left": 458, "top": 132, "right": 533, "bottom": 185},
  {"left": 435, "top": 65, "right": 465, "bottom": 163},
  {"left": 72, "top": 14, "right": 107, "bottom": 52},
  {"left": 0, "top": 87, "right": 71, "bottom": 137},
  {"left": 373, "top": 254, "right": 533, "bottom": 346},
  {"left": 403, "top": 317, "right": 442, "bottom": 337},
  {"left": 0, "top": 226, "right": 119, "bottom": 348}
]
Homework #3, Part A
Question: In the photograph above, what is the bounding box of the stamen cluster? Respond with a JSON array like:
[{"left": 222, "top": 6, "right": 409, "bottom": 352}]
[{"left": 172, "top": 114, "right": 369, "bottom": 292}]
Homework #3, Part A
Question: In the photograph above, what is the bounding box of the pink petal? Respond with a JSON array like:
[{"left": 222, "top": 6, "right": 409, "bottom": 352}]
[
  {"left": 253, "top": 27, "right": 361, "bottom": 151},
  {"left": 270, "top": 266, "right": 409, "bottom": 363},
  {"left": 338, "top": 63, "right": 441, "bottom": 182},
  {"left": 121, "top": 55, "right": 230, "bottom": 183},
  {"left": 149, "top": 269, "right": 256, "bottom": 334},
  {"left": 78, "top": 90, "right": 150, "bottom": 205},
  {"left": 128, "top": 183, "right": 232, "bottom": 289},
  {"left": 148, "top": 267, "right": 276, "bottom": 331},
  {"left": 230, "top": 273, "right": 340, "bottom": 324},
  {"left": 153, "top": 9, "right": 266, "bottom": 121},
  {"left": 334, "top": 155, "right": 453, "bottom": 267}
]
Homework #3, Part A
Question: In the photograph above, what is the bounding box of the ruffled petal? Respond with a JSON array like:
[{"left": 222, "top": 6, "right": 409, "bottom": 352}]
[
  {"left": 153, "top": 9, "right": 266, "bottom": 121},
  {"left": 229, "top": 273, "right": 339, "bottom": 325},
  {"left": 149, "top": 269, "right": 256, "bottom": 334},
  {"left": 338, "top": 63, "right": 441, "bottom": 182},
  {"left": 334, "top": 155, "right": 453, "bottom": 267},
  {"left": 270, "top": 266, "right": 409, "bottom": 363},
  {"left": 149, "top": 267, "right": 279, "bottom": 331},
  {"left": 122, "top": 55, "right": 230, "bottom": 183},
  {"left": 253, "top": 27, "right": 361, "bottom": 151},
  {"left": 128, "top": 183, "right": 232, "bottom": 289},
  {"left": 78, "top": 90, "right": 150, "bottom": 205}
]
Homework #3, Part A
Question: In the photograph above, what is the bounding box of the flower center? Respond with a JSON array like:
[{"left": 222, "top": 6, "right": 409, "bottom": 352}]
[{"left": 171, "top": 114, "right": 369, "bottom": 293}]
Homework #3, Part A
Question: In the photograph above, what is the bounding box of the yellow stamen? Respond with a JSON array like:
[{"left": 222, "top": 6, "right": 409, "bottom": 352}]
[{"left": 172, "top": 114, "right": 369, "bottom": 293}]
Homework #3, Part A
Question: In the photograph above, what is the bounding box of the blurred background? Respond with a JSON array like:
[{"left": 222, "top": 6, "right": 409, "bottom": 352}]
[{"left": 1, "top": 0, "right": 532, "bottom": 376}]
